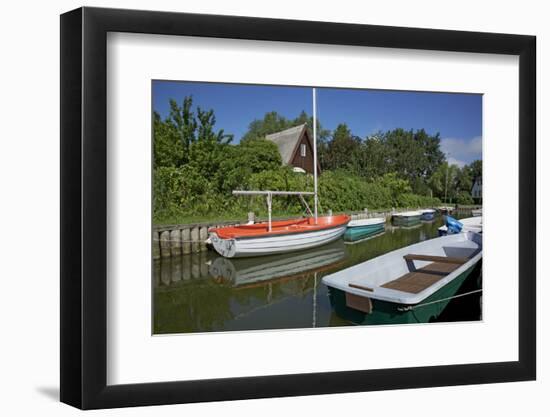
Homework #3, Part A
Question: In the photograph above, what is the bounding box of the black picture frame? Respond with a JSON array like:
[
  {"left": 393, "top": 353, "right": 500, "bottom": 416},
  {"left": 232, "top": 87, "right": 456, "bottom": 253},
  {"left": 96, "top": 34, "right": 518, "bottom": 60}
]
[{"left": 60, "top": 6, "right": 536, "bottom": 410}]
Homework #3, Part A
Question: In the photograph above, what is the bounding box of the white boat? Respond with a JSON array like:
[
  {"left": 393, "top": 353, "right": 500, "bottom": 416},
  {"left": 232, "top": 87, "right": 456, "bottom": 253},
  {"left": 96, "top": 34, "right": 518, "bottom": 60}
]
[
  {"left": 420, "top": 208, "right": 436, "bottom": 221},
  {"left": 209, "top": 214, "right": 349, "bottom": 258},
  {"left": 437, "top": 206, "right": 454, "bottom": 214},
  {"left": 438, "top": 216, "right": 482, "bottom": 236},
  {"left": 208, "top": 88, "right": 350, "bottom": 258},
  {"left": 471, "top": 208, "right": 482, "bottom": 217},
  {"left": 323, "top": 231, "right": 482, "bottom": 305},
  {"left": 344, "top": 217, "right": 386, "bottom": 242},
  {"left": 392, "top": 211, "right": 422, "bottom": 226}
]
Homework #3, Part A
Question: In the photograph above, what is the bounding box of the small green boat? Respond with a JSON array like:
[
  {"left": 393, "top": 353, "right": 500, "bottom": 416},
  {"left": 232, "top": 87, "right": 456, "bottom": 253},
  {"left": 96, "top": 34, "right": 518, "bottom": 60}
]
[
  {"left": 392, "top": 211, "right": 422, "bottom": 226},
  {"left": 344, "top": 218, "right": 386, "bottom": 242},
  {"left": 323, "top": 231, "right": 482, "bottom": 324},
  {"left": 327, "top": 261, "right": 481, "bottom": 325}
]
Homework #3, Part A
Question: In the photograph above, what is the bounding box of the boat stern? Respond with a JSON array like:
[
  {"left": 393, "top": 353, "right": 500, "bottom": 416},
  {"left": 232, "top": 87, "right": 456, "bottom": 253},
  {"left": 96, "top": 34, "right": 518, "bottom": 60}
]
[{"left": 209, "top": 232, "right": 237, "bottom": 258}]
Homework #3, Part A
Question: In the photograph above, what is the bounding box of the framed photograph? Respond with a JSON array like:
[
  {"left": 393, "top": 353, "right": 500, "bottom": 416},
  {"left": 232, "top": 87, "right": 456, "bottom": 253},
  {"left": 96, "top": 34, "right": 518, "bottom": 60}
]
[{"left": 60, "top": 6, "right": 536, "bottom": 409}]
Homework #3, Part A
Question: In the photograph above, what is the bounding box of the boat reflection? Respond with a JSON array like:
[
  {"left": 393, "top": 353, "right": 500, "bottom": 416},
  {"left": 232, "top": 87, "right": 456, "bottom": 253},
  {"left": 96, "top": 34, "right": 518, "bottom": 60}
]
[
  {"left": 209, "top": 240, "right": 347, "bottom": 287},
  {"left": 153, "top": 217, "right": 481, "bottom": 334},
  {"left": 153, "top": 240, "right": 348, "bottom": 333}
]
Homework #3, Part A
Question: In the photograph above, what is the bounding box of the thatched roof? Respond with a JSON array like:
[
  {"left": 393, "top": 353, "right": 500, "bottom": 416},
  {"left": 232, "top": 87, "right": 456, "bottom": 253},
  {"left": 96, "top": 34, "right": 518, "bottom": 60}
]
[{"left": 266, "top": 124, "right": 307, "bottom": 165}]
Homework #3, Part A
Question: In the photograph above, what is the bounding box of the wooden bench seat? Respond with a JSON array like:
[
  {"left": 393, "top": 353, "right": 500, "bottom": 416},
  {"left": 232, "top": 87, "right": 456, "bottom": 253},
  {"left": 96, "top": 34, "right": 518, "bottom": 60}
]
[
  {"left": 381, "top": 261, "right": 462, "bottom": 294},
  {"left": 349, "top": 253, "right": 473, "bottom": 295},
  {"left": 403, "top": 254, "right": 468, "bottom": 264}
]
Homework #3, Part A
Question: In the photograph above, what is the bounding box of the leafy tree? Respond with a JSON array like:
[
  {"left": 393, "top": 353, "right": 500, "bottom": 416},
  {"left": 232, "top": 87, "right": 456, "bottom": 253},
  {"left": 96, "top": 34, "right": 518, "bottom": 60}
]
[
  {"left": 381, "top": 128, "right": 444, "bottom": 192},
  {"left": 360, "top": 132, "right": 390, "bottom": 180},
  {"left": 241, "top": 110, "right": 330, "bottom": 143},
  {"left": 167, "top": 97, "right": 197, "bottom": 163},
  {"left": 154, "top": 96, "right": 232, "bottom": 171},
  {"left": 468, "top": 159, "right": 482, "bottom": 180},
  {"left": 241, "top": 111, "right": 293, "bottom": 143},
  {"left": 187, "top": 106, "right": 233, "bottom": 181},
  {"left": 152, "top": 98, "right": 457, "bottom": 224},
  {"left": 153, "top": 111, "right": 184, "bottom": 168},
  {"left": 322, "top": 124, "right": 362, "bottom": 173},
  {"left": 456, "top": 165, "right": 473, "bottom": 193},
  {"left": 216, "top": 139, "right": 282, "bottom": 193},
  {"left": 428, "top": 162, "right": 462, "bottom": 203},
  {"left": 455, "top": 191, "right": 474, "bottom": 205}
]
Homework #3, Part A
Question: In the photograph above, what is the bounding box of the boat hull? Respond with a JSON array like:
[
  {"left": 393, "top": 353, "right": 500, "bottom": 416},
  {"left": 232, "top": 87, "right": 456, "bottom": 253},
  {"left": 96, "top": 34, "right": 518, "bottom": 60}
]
[
  {"left": 392, "top": 214, "right": 421, "bottom": 226},
  {"left": 327, "top": 260, "right": 481, "bottom": 325},
  {"left": 210, "top": 223, "right": 348, "bottom": 258},
  {"left": 323, "top": 231, "right": 482, "bottom": 305},
  {"left": 344, "top": 223, "right": 385, "bottom": 242},
  {"left": 421, "top": 212, "right": 435, "bottom": 221}
]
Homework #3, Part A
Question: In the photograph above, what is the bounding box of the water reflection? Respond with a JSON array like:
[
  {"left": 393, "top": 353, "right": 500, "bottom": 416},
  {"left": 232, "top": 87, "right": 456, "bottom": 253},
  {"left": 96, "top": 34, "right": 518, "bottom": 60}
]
[
  {"left": 209, "top": 240, "right": 346, "bottom": 287},
  {"left": 153, "top": 217, "right": 482, "bottom": 334}
]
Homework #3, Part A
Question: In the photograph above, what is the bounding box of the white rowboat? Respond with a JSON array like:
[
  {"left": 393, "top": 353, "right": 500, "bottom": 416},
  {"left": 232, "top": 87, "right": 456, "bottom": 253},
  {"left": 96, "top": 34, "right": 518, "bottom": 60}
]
[
  {"left": 209, "top": 215, "right": 349, "bottom": 258},
  {"left": 323, "top": 231, "right": 482, "bottom": 305}
]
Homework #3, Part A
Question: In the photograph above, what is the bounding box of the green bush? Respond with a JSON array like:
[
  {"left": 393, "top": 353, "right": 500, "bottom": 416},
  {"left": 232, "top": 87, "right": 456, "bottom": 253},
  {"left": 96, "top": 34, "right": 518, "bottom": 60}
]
[
  {"left": 455, "top": 190, "right": 474, "bottom": 205},
  {"left": 153, "top": 165, "right": 442, "bottom": 224}
]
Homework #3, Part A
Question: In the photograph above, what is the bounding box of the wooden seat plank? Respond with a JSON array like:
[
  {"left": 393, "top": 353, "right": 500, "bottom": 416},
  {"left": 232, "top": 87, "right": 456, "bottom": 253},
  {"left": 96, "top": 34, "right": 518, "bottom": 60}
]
[
  {"left": 403, "top": 254, "right": 468, "bottom": 264},
  {"left": 381, "top": 262, "right": 460, "bottom": 294}
]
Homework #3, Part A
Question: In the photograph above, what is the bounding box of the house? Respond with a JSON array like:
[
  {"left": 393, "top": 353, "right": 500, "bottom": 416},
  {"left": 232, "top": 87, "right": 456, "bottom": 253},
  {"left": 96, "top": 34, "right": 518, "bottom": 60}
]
[
  {"left": 265, "top": 124, "right": 320, "bottom": 174},
  {"left": 471, "top": 176, "right": 482, "bottom": 202}
]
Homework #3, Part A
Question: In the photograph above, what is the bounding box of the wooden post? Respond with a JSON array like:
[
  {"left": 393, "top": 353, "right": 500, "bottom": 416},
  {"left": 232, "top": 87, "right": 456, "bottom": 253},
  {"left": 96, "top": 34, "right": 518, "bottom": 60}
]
[
  {"left": 170, "top": 229, "right": 182, "bottom": 257},
  {"left": 199, "top": 226, "right": 208, "bottom": 251},
  {"left": 182, "top": 228, "right": 191, "bottom": 255},
  {"left": 160, "top": 231, "right": 171, "bottom": 258},
  {"left": 152, "top": 231, "right": 161, "bottom": 260},
  {"left": 191, "top": 227, "right": 199, "bottom": 253}
]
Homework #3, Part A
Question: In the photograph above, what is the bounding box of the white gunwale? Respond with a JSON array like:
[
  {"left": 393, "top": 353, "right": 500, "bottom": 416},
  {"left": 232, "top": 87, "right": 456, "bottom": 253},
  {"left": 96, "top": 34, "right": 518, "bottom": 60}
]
[{"left": 322, "top": 231, "right": 482, "bottom": 305}]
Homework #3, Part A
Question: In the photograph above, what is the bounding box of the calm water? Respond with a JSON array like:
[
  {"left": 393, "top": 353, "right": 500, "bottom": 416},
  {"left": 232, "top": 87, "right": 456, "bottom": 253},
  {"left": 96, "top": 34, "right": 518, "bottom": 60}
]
[{"left": 153, "top": 215, "right": 482, "bottom": 334}]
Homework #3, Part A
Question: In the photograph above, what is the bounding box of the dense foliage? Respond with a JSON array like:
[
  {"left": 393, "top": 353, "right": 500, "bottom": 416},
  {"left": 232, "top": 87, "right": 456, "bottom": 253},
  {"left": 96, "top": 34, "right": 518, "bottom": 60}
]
[{"left": 153, "top": 97, "right": 480, "bottom": 224}]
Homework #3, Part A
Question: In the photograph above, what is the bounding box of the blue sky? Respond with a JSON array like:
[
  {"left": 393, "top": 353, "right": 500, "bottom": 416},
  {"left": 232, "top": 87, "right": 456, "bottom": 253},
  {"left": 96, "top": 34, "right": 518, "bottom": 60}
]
[{"left": 153, "top": 81, "right": 482, "bottom": 167}]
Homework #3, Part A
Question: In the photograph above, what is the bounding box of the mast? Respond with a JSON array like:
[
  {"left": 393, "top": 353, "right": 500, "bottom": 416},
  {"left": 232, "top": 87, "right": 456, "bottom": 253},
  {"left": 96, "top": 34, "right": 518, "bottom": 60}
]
[
  {"left": 444, "top": 153, "right": 449, "bottom": 205},
  {"left": 313, "top": 88, "right": 318, "bottom": 224}
]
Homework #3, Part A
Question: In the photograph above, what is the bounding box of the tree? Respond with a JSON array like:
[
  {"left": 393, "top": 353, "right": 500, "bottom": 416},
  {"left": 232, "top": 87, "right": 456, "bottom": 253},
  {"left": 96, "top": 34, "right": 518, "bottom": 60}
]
[
  {"left": 167, "top": 97, "right": 197, "bottom": 162},
  {"left": 360, "top": 132, "right": 390, "bottom": 180},
  {"left": 216, "top": 139, "right": 282, "bottom": 193},
  {"left": 187, "top": 106, "right": 233, "bottom": 181},
  {"left": 383, "top": 128, "right": 445, "bottom": 192},
  {"left": 428, "top": 162, "right": 461, "bottom": 203},
  {"left": 323, "top": 123, "right": 362, "bottom": 173},
  {"left": 153, "top": 96, "right": 233, "bottom": 176},
  {"left": 241, "top": 110, "right": 330, "bottom": 145},
  {"left": 468, "top": 159, "right": 482, "bottom": 180},
  {"left": 241, "top": 111, "right": 293, "bottom": 143},
  {"left": 456, "top": 165, "right": 473, "bottom": 193},
  {"left": 153, "top": 111, "right": 184, "bottom": 168}
]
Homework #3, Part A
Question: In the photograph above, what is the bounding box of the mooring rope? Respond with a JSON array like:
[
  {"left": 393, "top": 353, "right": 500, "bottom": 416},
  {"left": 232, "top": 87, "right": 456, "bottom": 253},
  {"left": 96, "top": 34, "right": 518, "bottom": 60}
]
[{"left": 397, "top": 289, "right": 482, "bottom": 312}]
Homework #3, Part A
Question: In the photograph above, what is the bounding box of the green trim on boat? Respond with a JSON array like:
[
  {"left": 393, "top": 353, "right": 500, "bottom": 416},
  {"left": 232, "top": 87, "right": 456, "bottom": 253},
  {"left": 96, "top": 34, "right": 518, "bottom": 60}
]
[
  {"left": 328, "top": 261, "right": 482, "bottom": 325},
  {"left": 344, "top": 224, "right": 385, "bottom": 242}
]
